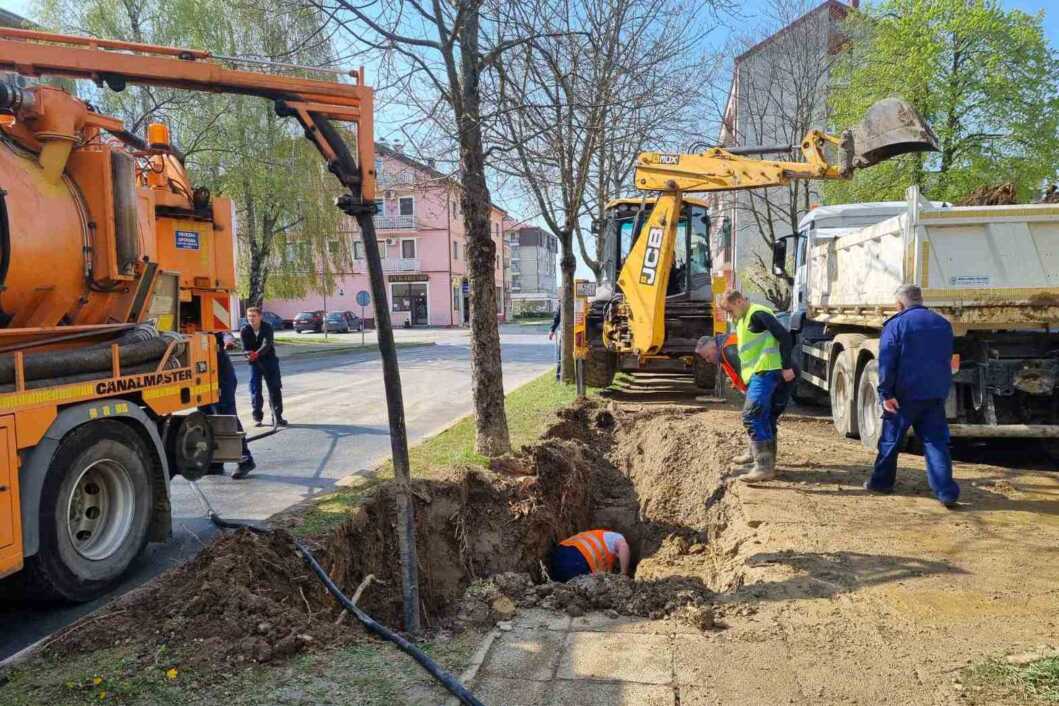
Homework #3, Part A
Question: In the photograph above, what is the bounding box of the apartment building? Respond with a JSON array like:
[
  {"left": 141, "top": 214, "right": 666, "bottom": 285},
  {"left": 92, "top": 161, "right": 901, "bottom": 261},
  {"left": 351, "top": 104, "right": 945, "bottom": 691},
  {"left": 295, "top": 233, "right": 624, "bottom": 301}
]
[
  {"left": 508, "top": 226, "right": 559, "bottom": 315},
  {"left": 268, "top": 142, "right": 510, "bottom": 327}
]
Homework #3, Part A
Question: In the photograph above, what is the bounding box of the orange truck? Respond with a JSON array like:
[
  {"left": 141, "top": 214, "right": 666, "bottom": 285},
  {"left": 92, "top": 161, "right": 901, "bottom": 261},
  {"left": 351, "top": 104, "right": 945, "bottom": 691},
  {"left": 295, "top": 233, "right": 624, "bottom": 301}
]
[{"left": 0, "top": 28, "right": 375, "bottom": 601}]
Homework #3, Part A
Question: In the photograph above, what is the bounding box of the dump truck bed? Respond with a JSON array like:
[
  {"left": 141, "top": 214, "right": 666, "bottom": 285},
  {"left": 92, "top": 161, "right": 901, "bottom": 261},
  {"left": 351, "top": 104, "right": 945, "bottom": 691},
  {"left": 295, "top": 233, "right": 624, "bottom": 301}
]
[{"left": 807, "top": 189, "right": 1059, "bottom": 331}]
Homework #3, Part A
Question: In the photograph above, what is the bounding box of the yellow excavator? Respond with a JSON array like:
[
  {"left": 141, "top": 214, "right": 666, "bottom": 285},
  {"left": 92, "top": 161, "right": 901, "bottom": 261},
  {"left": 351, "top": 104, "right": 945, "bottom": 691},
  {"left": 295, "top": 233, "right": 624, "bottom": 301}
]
[{"left": 584, "top": 98, "right": 939, "bottom": 387}]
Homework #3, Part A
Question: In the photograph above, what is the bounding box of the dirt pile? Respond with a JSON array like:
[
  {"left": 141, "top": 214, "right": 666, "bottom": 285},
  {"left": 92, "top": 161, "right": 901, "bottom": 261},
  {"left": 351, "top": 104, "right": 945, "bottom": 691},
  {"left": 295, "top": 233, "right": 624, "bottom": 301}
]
[
  {"left": 456, "top": 571, "right": 716, "bottom": 630},
  {"left": 958, "top": 183, "right": 1018, "bottom": 205},
  {"left": 54, "top": 529, "right": 347, "bottom": 667}
]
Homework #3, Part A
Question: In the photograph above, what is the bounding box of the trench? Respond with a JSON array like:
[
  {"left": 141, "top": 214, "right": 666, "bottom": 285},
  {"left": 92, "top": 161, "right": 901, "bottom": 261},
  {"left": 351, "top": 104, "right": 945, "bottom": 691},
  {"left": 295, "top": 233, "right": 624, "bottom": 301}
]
[
  {"left": 318, "top": 399, "right": 754, "bottom": 628},
  {"left": 56, "top": 399, "right": 755, "bottom": 668}
]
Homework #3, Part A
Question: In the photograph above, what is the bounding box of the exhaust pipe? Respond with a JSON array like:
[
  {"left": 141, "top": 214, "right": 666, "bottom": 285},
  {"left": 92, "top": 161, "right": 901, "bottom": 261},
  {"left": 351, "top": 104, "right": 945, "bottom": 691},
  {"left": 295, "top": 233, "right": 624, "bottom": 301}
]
[{"left": 847, "top": 97, "right": 939, "bottom": 169}]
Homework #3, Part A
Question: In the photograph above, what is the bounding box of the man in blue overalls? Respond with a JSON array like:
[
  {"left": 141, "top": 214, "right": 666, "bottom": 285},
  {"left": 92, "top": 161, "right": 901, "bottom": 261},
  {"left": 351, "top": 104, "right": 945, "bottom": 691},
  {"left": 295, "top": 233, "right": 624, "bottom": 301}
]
[
  {"left": 864, "top": 284, "right": 960, "bottom": 507},
  {"left": 241, "top": 307, "right": 287, "bottom": 427},
  {"left": 204, "top": 332, "right": 256, "bottom": 479}
]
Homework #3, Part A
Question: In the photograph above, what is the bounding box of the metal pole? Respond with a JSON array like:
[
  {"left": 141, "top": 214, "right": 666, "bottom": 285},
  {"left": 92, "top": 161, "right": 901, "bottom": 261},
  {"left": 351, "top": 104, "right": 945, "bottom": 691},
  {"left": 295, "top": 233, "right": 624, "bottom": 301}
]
[
  {"left": 361, "top": 305, "right": 366, "bottom": 346},
  {"left": 323, "top": 289, "right": 329, "bottom": 342},
  {"left": 575, "top": 359, "right": 585, "bottom": 399}
]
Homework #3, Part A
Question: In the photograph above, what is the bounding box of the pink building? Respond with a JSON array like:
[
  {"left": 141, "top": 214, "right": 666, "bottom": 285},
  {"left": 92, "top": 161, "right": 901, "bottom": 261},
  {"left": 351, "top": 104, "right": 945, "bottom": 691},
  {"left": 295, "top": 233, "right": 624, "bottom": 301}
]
[{"left": 267, "top": 142, "right": 510, "bottom": 327}]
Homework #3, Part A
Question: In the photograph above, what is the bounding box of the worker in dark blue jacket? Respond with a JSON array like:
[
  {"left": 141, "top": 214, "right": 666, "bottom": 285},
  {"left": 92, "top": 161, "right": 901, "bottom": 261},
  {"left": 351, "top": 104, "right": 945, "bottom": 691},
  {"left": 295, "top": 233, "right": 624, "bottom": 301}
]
[
  {"left": 864, "top": 284, "right": 960, "bottom": 506},
  {"left": 203, "top": 332, "right": 256, "bottom": 479},
  {"left": 548, "top": 308, "right": 561, "bottom": 381}
]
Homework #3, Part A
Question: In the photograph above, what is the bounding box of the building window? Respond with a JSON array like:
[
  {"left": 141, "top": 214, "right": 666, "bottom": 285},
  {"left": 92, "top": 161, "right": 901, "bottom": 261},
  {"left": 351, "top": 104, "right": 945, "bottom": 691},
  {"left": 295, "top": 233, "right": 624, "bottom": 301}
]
[
  {"left": 353, "top": 241, "right": 364, "bottom": 260},
  {"left": 373, "top": 199, "right": 384, "bottom": 215},
  {"left": 496, "top": 254, "right": 500, "bottom": 269},
  {"left": 401, "top": 238, "right": 417, "bottom": 259},
  {"left": 451, "top": 201, "right": 457, "bottom": 218},
  {"left": 399, "top": 196, "right": 414, "bottom": 217},
  {"left": 493, "top": 222, "right": 498, "bottom": 237},
  {"left": 453, "top": 286, "right": 460, "bottom": 310},
  {"left": 391, "top": 283, "right": 427, "bottom": 314},
  {"left": 453, "top": 241, "right": 459, "bottom": 260},
  {"left": 327, "top": 240, "right": 341, "bottom": 259}
]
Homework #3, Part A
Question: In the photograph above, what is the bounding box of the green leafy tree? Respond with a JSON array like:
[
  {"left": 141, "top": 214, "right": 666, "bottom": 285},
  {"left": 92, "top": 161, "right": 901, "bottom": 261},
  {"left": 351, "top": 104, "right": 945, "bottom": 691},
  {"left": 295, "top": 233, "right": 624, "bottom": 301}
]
[
  {"left": 826, "top": 0, "right": 1059, "bottom": 204},
  {"left": 34, "top": 0, "right": 346, "bottom": 306}
]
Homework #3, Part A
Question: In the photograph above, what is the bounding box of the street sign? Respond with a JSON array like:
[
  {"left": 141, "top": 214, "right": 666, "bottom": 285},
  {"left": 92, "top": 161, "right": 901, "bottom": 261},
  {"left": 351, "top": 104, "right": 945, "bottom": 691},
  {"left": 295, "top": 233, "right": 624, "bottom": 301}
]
[
  {"left": 356, "top": 290, "right": 371, "bottom": 307},
  {"left": 461, "top": 281, "right": 470, "bottom": 296}
]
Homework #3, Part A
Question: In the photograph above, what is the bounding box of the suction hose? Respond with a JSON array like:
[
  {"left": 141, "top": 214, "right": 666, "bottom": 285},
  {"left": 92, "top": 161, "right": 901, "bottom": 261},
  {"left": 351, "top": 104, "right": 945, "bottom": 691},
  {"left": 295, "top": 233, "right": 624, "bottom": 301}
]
[{"left": 188, "top": 482, "right": 486, "bottom": 706}]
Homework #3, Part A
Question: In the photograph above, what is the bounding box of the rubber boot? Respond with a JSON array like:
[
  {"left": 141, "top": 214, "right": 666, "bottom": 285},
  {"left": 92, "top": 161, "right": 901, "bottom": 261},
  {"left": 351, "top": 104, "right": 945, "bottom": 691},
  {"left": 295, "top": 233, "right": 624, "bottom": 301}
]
[
  {"left": 769, "top": 438, "right": 779, "bottom": 475},
  {"left": 732, "top": 440, "right": 753, "bottom": 466},
  {"left": 739, "top": 441, "right": 776, "bottom": 482}
]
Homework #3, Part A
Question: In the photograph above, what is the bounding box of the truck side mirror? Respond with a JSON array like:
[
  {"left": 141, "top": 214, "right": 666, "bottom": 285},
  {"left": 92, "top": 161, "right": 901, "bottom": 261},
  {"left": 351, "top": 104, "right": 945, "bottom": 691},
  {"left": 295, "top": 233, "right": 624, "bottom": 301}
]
[{"left": 771, "top": 239, "right": 788, "bottom": 278}]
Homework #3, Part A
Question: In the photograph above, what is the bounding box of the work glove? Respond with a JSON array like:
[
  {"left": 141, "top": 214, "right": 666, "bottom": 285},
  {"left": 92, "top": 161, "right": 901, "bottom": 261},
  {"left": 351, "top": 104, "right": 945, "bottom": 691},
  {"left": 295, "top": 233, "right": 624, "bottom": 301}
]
[{"left": 248, "top": 351, "right": 259, "bottom": 363}]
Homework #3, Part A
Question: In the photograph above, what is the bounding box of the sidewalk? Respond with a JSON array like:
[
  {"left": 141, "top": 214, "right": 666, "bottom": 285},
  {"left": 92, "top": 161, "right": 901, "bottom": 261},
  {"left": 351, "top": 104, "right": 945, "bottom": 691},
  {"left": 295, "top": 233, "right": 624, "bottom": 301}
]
[{"left": 462, "top": 610, "right": 707, "bottom": 705}]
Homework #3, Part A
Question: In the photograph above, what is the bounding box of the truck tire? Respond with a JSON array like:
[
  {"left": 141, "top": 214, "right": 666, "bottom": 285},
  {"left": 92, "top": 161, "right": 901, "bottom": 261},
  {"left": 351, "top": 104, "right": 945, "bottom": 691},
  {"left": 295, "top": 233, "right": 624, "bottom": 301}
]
[
  {"left": 830, "top": 353, "right": 859, "bottom": 439},
  {"left": 585, "top": 349, "right": 617, "bottom": 388},
  {"left": 22, "top": 421, "right": 155, "bottom": 603},
  {"left": 857, "top": 360, "right": 883, "bottom": 450}
]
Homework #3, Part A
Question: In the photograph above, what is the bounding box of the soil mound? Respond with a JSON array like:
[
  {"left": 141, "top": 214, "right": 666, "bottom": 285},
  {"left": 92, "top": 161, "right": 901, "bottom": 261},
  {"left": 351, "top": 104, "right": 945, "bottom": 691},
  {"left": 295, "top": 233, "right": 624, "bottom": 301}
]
[
  {"left": 54, "top": 529, "right": 346, "bottom": 668},
  {"left": 457, "top": 571, "right": 716, "bottom": 630},
  {"left": 958, "top": 182, "right": 1017, "bottom": 205}
]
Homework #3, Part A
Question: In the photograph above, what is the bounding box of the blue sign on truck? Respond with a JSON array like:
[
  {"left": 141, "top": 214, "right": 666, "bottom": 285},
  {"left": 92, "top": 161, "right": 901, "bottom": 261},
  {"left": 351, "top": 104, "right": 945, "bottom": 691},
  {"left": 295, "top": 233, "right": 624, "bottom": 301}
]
[{"left": 175, "top": 230, "right": 200, "bottom": 250}]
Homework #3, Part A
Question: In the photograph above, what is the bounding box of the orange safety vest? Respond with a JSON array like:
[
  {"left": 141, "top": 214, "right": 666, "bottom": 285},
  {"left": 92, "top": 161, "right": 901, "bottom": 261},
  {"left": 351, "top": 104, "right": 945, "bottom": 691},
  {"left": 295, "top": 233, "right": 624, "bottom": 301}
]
[
  {"left": 559, "top": 530, "right": 617, "bottom": 574},
  {"left": 719, "top": 333, "right": 747, "bottom": 393}
]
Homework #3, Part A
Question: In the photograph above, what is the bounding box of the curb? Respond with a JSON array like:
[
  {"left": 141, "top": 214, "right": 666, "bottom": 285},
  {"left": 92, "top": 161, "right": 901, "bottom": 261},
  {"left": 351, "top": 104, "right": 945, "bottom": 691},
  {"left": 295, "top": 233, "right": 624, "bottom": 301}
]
[
  {"left": 233, "top": 341, "right": 436, "bottom": 364},
  {"left": 444, "top": 628, "right": 501, "bottom": 706}
]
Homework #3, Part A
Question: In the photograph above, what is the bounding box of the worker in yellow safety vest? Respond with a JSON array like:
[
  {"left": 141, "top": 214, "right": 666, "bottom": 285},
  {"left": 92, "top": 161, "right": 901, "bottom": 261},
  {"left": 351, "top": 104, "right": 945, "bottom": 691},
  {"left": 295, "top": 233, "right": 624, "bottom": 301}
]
[
  {"left": 718, "top": 290, "right": 796, "bottom": 482},
  {"left": 550, "top": 530, "right": 631, "bottom": 582}
]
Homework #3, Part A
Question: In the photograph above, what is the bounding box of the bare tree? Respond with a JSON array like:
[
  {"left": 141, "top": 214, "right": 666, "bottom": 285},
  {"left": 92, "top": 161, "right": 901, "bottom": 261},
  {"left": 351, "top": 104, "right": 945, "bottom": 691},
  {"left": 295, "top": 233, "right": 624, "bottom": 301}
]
[
  {"left": 707, "top": 0, "right": 844, "bottom": 308},
  {"left": 308, "top": 0, "right": 531, "bottom": 456},
  {"left": 489, "top": 0, "right": 719, "bottom": 381}
]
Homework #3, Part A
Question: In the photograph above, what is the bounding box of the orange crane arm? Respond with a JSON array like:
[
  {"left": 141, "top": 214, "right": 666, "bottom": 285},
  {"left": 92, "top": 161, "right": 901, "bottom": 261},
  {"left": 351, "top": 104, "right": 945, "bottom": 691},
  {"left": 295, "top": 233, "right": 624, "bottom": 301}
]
[{"left": 0, "top": 28, "right": 375, "bottom": 200}]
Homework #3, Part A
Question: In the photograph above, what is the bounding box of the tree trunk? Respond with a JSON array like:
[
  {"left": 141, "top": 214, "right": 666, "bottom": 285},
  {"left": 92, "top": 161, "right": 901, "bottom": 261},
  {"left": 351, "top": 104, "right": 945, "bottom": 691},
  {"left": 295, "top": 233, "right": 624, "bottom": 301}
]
[
  {"left": 559, "top": 236, "right": 576, "bottom": 385},
  {"left": 458, "top": 5, "right": 510, "bottom": 456}
]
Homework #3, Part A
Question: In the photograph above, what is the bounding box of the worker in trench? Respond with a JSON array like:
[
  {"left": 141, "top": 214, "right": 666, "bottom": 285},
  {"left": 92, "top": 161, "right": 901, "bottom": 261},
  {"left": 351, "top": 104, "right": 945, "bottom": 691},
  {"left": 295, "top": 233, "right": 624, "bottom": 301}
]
[
  {"left": 695, "top": 330, "right": 796, "bottom": 476},
  {"left": 241, "top": 306, "right": 288, "bottom": 427},
  {"left": 715, "top": 290, "right": 797, "bottom": 482},
  {"left": 863, "top": 284, "right": 960, "bottom": 507},
  {"left": 550, "top": 530, "right": 631, "bottom": 582}
]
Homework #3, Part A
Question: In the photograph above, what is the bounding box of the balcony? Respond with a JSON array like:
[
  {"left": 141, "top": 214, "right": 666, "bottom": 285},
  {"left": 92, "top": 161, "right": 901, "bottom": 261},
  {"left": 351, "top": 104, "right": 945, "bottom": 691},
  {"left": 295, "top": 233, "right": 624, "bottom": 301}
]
[
  {"left": 374, "top": 214, "right": 416, "bottom": 231},
  {"left": 382, "top": 257, "right": 421, "bottom": 273}
]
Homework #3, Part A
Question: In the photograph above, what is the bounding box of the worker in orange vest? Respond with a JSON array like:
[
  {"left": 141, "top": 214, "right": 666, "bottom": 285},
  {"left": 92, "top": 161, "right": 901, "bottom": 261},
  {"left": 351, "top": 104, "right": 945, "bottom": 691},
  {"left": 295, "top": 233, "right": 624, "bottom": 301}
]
[{"left": 550, "top": 529, "right": 630, "bottom": 582}]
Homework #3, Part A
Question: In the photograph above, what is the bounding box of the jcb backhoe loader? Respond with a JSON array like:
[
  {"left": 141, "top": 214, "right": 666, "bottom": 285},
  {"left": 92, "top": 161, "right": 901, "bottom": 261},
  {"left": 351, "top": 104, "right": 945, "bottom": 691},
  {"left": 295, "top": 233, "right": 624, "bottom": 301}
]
[
  {"left": 585, "top": 98, "right": 939, "bottom": 388},
  {"left": 0, "top": 27, "right": 374, "bottom": 601}
]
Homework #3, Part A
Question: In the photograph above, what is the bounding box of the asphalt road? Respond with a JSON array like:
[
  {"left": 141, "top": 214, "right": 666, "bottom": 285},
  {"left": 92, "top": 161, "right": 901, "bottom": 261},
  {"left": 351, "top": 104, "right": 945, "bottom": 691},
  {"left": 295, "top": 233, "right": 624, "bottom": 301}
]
[{"left": 0, "top": 327, "right": 555, "bottom": 662}]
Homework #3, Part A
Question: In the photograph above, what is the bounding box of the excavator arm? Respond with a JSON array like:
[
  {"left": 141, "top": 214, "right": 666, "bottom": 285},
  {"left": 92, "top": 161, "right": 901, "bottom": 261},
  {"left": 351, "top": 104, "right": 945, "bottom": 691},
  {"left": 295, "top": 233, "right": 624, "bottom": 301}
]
[
  {"left": 0, "top": 27, "right": 375, "bottom": 201},
  {"left": 617, "top": 98, "right": 938, "bottom": 355}
]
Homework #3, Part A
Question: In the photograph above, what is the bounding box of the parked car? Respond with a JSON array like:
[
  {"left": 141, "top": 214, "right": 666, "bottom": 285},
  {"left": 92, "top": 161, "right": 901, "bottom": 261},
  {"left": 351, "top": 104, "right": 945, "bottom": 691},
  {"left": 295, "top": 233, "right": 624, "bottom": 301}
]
[
  {"left": 324, "top": 310, "right": 363, "bottom": 333},
  {"left": 234, "top": 311, "right": 286, "bottom": 336},
  {"left": 294, "top": 310, "right": 325, "bottom": 333}
]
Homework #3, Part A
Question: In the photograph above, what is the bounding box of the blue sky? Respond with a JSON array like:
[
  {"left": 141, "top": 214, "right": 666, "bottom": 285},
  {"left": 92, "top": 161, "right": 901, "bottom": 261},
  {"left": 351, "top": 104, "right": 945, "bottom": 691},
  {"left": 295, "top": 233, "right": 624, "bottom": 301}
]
[{"left": 4, "top": 0, "right": 1057, "bottom": 277}]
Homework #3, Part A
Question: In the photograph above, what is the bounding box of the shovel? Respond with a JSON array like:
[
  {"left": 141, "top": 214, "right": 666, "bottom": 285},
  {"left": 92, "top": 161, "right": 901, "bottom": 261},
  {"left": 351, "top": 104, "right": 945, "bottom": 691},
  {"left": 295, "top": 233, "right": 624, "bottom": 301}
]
[{"left": 847, "top": 97, "right": 939, "bottom": 169}]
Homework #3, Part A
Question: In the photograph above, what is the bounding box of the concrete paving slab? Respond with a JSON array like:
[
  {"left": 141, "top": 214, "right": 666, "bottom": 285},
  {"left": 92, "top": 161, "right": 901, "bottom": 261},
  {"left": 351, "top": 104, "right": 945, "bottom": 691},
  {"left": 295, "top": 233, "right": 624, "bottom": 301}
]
[
  {"left": 569, "top": 612, "right": 692, "bottom": 634},
  {"left": 511, "top": 608, "right": 572, "bottom": 632},
  {"left": 558, "top": 632, "right": 673, "bottom": 685},
  {"left": 478, "top": 629, "right": 564, "bottom": 681},
  {"left": 551, "top": 679, "right": 676, "bottom": 705},
  {"left": 466, "top": 676, "right": 551, "bottom": 706},
  {"left": 673, "top": 634, "right": 803, "bottom": 701}
]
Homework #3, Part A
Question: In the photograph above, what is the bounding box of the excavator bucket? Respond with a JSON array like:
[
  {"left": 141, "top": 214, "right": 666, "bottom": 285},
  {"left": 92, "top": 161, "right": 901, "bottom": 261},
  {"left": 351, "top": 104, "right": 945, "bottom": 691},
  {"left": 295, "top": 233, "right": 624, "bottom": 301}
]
[{"left": 849, "top": 97, "right": 939, "bottom": 169}]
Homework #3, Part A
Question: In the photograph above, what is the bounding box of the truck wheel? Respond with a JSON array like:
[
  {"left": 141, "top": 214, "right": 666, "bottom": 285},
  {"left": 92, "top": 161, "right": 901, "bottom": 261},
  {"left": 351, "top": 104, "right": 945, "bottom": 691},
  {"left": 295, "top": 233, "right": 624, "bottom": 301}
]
[
  {"left": 857, "top": 360, "right": 883, "bottom": 450},
  {"left": 585, "top": 349, "right": 617, "bottom": 388},
  {"left": 22, "top": 421, "right": 155, "bottom": 603},
  {"left": 830, "top": 354, "right": 859, "bottom": 438}
]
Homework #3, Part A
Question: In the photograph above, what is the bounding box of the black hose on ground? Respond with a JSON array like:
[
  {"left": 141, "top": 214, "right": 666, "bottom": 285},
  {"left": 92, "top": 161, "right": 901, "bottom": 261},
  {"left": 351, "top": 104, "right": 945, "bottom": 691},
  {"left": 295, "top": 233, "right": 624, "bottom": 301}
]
[{"left": 190, "top": 483, "right": 485, "bottom": 706}]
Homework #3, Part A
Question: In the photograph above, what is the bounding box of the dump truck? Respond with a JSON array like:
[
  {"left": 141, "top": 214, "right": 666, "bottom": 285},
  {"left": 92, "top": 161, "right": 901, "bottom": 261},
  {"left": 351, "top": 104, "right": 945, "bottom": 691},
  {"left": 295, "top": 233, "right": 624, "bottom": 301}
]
[
  {"left": 585, "top": 98, "right": 939, "bottom": 388},
  {"left": 0, "top": 27, "right": 375, "bottom": 601},
  {"left": 773, "top": 186, "right": 1059, "bottom": 458}
]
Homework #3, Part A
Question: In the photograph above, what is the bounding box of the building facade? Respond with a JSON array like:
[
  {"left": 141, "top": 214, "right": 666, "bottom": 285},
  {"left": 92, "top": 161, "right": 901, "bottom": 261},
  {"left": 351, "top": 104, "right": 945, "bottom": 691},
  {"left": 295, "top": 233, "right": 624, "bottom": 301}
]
[
  {"left": 710, "top": 0, "right": 853, "bottom": 304},
  {"left": 508, "top": 226, "right": 559, "bottom": 315},
  {"left": 267, "top": 142, "right": 510, "bottom": 327}
]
